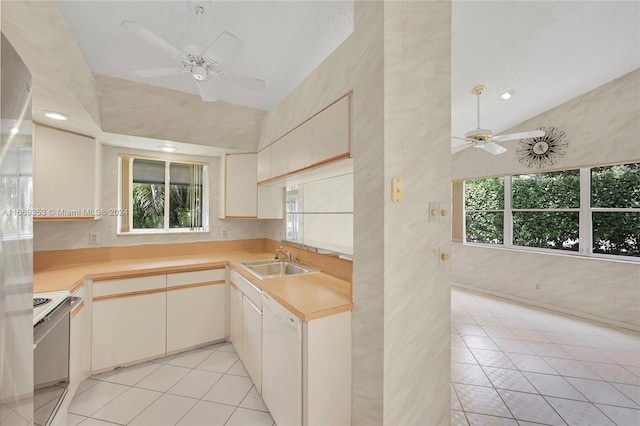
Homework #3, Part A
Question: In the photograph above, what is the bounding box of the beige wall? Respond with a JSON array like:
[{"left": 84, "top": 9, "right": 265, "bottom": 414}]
[
  {"left": 33, "top": 143, "right": 273, "bottom": 251},
  {"left": 259, "top": 1, "right": 452, "bottom": 423},
  {"left": 452, "top": 69, "right": 640, "bottom": 330},
  {"left": 96, "top": 75, "right": 266, "bottom": 152}
]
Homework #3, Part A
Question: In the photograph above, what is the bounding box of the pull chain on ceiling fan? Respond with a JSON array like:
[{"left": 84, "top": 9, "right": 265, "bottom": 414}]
[{"left": 452, "top": 85, "right": 545, "bottom": 155}]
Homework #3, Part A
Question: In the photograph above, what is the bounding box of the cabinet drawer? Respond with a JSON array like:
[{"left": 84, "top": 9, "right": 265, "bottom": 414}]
[
  {"left": 167, "top": 269, "right": 225, "bottom": 288},
  {"left": 230, "top": 270, "right": 262, "bottom": 307},
  {"left": 93, "top": 274, "right": 165, "bottom": 298}
]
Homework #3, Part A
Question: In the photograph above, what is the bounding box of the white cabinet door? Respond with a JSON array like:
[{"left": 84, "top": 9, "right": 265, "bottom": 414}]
[
  {"left": 312, "top": 96, "right": 350, "bottom": 164},
  {"left": 167, "top": 269, "right": 226, "bottom": 353},
  {"left": 257, "top": 147, "right": 271, "bottom": 182},
  {"left": 167, "top": 283, "right": 225, "bottom": 353},
  {"left": 270, "top": 134, "right": 289, "bottom": 179},
  {"left": 287, "top": 122, "right": 313, "bottom": 173},
  {"left": 229, "top": 284, "right": 243, "bottom": 358},
  {"left": 34, "top": 124, "right": 98, "bottom": 219},
  {"left": 257, "top": 186, "right": 284, "bottom": 219},
  {"left": 92, "top": 291, "right": 166, "bottom": 371},
  {"left": 242, "top": 295, "right": 262, "bottom": 392},
  {"left": 92, "top": 275, "right": 166, "bottom": 371},
  {"left": 221, "top": 154, "right": 257, "bottom": 218}
]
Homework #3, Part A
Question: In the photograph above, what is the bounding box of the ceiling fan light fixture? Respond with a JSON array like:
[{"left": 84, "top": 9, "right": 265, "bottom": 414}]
[
  {"left": 192, "top": 66, "right": 208, "bottom": 81},
  {"left": 499, "top": 90, "right": 514, "bottom": 100},
  {"left": 10, "top": 127, "right": 20, "bottom": 134}
]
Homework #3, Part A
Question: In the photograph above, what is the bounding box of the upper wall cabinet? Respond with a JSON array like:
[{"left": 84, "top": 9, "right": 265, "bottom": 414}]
[
  {"left": 220, "top": 153, "right": 284, "bottom": 220},
  {"left": 312, "top": 95, "right": 350, "bottom": 165},
  {"left": 33, "top": 125, "right": 99, "bottom": 221},
  {"left": 219, "top": 153, "right": 258, "bottom": 219},
  {"left": 257, "top": 148, "right": 271, "bottom": 183},
  {"left": 258, "top": 94, "right": 351, "bottom": 184}
]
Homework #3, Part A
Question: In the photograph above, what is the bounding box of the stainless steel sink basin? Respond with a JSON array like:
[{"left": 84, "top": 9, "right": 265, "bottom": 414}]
[{"left": 239, "top": 259, "right": 319, "bottom": 280}]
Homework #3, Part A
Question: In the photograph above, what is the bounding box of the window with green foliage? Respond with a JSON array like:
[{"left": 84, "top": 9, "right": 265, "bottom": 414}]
[
  {"left": 464, "top": 178, "right": 504, "bottom": 244},
  {"left": 462, "top": 162, "right": 639, "bottom": 259},
  {"left": 591, "top": 163, "right": 640, "bottom": 257},
  {"left": 512, "top": 170, "right": 580, "bottom": 251},
  {"left": 119, "top": 156, "right": 207, "bottom": 233}
]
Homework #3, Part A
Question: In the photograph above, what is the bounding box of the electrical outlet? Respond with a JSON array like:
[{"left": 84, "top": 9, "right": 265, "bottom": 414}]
[
  {"left": 89, "top": 232, "right": 99, "bottom": 245},
  {"left": 220, "top": 229, "right": 228, "bottom": 239}
]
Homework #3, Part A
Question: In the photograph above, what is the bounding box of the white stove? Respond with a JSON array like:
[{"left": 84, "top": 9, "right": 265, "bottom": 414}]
[{"left": 33, "top": 290, "right": 70, "bottom": 326}]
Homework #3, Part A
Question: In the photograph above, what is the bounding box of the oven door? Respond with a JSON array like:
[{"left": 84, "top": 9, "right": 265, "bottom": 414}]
[{"left": 33, "top": 296, "right": 79, "bottom": 426}]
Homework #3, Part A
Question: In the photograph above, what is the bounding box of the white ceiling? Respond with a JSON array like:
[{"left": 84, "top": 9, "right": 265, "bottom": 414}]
[
  {"left": 55, "top": 0, "right": 354, "bottom": 111},
  {"left": 42, "top": 1, "right": 640, "bottom": 155},
  {"left": 452, "top": 0, "right": 639, "bottom": 142}
]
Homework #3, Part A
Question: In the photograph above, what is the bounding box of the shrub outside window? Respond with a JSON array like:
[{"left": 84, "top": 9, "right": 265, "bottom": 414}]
[
  {"left": 512, "top": 170, "right": 580, "bottom": 252},
  {"left": 464, "top": 177, "right": 504, "bottom": 244},
  {"left": 591, "top": 163, "right": 640, "bottom": 257}
]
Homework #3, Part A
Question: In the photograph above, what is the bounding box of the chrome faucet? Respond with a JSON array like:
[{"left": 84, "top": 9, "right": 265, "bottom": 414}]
[{"left": 275, "top": 246, "right": 291, "bottom": 261}]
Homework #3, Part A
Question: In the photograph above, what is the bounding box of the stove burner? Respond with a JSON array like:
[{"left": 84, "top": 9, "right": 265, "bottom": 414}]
[{"left": 34, "top": 298, "right": 52, "bottom": 308}]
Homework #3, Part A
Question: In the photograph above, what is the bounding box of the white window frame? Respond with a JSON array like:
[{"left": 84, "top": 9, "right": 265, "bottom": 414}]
[{"left": 462, "top": 163, "right": 639, "bottom": 261}]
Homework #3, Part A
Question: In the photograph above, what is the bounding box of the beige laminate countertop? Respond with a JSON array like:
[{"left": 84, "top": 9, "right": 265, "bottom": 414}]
[{"left": 34, "top": 251, "right": 353, "bottom": 321}]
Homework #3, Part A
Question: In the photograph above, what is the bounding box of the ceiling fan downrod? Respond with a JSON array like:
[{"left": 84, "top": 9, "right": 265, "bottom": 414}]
[{"left": 471, "top": 84, "right": 484, "bottom": 129}]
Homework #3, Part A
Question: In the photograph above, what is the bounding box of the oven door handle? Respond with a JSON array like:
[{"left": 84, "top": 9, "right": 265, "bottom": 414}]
[{"left": 33, "top": 296, "right": 81, "bottom": 349}]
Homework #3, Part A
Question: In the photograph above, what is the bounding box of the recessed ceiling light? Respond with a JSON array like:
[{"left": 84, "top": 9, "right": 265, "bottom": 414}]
[
  {"left": 44, "top": 112, "right": 69, "bottom": 121},
  {"left": 10, "top": 127, "right": 19, "bottom": 134},
  {"left": 159, "top": 145, "right": 176, "bottom": 153},
  {"left": 499, "top": 90, "right": 514, "bottom": 100}
]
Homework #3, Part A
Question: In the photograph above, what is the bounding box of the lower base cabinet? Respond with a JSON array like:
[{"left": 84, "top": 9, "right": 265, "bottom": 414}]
[
  {"left": 92, "top": 290, "right": 166, "bottom": 371},
  {"left": 229, "top": 284, "right": 243, "bottom": 358},
  {"left": 242, "top": 295, "right": 262, "bottom": 391},
  {"left": 91, "top": 268, "right": 225, "bottom": 372},
  {"left": 166, "top": 269, "right": 226, "bottom": 353},
  {"left": 230, "top": 271, "right": 263, "bottom": 392}
]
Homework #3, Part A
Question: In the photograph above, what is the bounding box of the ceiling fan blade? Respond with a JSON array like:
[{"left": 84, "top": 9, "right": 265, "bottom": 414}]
[
  {"left": 452, "top": 136, "right": 469, "bottom": 142},
  {"left": 132, "top": 68, "right": 183, "bottom": 78},
  {"left": 197, "top": 80, "right": 218, "bottom": 102},
  {"left": 492, "top": 129, "right": 545, "bottom": 142},
  {"left": 480, "top": 142, "right": 507, "bottom": 155},
  {"left": 122, "top": 21, "right": 181, "bottom": 58},
  {"left": 452, "top": 143, "right": 472, "bottom": 154},
  {"left": 203, "top": 31, "right": 244, "bottom": 63},
  {"left": 222, "top": 72, "right": 266, "bottom": 92}
]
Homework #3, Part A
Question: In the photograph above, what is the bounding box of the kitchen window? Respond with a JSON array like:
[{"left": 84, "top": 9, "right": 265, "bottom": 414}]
[
  {"left": 285, "top": 173, "right": 353, "bottom": 256},
  {"left": 118, "top": 155, "right": 208, "bottom": 233}
]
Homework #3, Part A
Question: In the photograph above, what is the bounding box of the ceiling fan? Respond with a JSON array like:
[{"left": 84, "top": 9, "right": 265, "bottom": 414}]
[
  {"left": 452, "top": 85, "right": 545, "bottom": 155},
  {"left": 121, "top": 3, "right": 265, "bottom": 102}
]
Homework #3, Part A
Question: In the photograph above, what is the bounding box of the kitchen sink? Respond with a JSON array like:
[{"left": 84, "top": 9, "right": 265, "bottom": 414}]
[{"left": 239, "top": 259, "right": 319, "bottom": 280}]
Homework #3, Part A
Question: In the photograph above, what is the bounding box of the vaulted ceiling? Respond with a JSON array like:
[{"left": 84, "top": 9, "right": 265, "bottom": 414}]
[{"left": 3, "top": 1, "right": 638, "bottom": 155}]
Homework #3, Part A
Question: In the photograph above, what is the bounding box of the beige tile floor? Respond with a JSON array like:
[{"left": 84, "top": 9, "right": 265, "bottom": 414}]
[
  {"left": 452, "top": 286, "right": 640, "bottom": 426},
  {"left": 58, "top": 342, "right": 274, "bottom": 426},
  {"left": 59, "top": 287, "right": 639, "bottom": 426}
]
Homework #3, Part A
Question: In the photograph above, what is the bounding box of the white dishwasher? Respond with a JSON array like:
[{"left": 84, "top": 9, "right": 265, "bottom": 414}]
[{"left": 261, "top": 293, "right": 302, "bottom": 426}]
